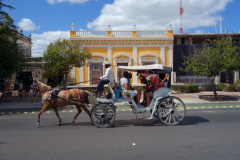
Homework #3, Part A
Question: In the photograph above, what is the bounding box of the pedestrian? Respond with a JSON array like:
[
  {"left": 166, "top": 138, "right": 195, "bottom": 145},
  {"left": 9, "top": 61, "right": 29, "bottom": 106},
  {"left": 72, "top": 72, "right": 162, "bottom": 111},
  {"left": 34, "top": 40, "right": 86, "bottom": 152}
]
[
  {"left": 0, "top": 80, "right": 8, "bottom": 102},
  {"left": 18, "top": 80, "right": 24, "bottom": 101},
  {"left": 29, "top": 82, "right": 39, "bottom": 102}
]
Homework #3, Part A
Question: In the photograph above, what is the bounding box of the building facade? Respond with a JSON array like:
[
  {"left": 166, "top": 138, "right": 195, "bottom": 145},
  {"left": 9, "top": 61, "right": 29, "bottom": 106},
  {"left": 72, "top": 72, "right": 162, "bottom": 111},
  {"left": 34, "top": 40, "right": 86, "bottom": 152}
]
[
  {"left": 173, "top": 33, "right": 240, "bottom": 84},
  {"left": 70, "top": 25, "right": 174, "bottom": 86}
]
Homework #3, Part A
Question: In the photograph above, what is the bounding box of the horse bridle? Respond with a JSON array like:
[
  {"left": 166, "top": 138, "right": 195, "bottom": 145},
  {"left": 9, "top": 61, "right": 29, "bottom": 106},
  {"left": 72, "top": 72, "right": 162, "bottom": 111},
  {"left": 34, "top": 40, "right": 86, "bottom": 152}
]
[{"left": 36, "top": 81, "right": 53, "bottom": 93}]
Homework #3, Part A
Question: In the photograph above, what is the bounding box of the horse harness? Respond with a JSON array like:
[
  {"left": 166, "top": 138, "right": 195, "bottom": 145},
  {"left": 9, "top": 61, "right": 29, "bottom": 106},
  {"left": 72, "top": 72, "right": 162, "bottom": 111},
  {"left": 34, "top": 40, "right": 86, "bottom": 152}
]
[{"left": 41, "top": 87, "right": 89, "bottom": 108}]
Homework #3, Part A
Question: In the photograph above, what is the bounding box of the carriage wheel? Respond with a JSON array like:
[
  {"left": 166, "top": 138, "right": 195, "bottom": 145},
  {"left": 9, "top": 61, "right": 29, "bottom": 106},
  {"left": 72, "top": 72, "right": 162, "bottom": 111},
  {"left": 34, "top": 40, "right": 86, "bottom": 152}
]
[
  {"left": 91, "top": 103, "right": 116, "bottom": 128},
  {"left": 157, "top": 96, "right": 186, "bottom": 126}
]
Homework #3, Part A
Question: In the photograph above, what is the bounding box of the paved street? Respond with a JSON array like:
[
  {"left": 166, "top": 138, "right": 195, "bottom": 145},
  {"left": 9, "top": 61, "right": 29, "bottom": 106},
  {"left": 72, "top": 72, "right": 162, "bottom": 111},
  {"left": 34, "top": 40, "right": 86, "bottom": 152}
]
[{"left": 1, "top": 107, "right": 240, "bottom": 160}]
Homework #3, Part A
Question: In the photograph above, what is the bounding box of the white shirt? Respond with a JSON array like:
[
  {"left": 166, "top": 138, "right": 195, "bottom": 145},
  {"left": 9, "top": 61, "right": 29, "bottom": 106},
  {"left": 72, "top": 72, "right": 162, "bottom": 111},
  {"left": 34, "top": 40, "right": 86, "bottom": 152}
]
[
  {"left": 120, "top": 77, "right": 137, "bottom": 96},
  {"left": 100, "top": 66, "right": 115, "bottom": 82},
  {"left": 120, "top": 77, "right": 128, "bottom": 90}
]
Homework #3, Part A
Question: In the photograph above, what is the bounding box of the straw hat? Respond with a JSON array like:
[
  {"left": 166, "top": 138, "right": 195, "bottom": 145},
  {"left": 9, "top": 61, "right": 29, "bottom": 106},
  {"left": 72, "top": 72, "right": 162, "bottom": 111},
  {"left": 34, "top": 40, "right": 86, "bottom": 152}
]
[{"left": 104, "top": 61, "right": 111, "bottom": 65}]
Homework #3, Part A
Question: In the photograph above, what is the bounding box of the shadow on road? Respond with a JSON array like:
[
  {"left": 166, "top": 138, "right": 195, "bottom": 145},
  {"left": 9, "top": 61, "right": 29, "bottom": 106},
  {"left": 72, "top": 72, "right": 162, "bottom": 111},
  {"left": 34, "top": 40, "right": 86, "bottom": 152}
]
[
  {"left": 179, "top": 116, "right": 209, "bottom": 126},
  {"left": 37, "top": 116, "right": 209, "bottom": 128}
]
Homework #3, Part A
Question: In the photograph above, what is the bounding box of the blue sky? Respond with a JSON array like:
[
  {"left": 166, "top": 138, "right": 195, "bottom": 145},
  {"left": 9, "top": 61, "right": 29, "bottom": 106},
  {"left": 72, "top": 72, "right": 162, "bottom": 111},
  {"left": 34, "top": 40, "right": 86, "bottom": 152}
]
[{"left": 3, "top": 0, "right": 240, "bottom": 57}]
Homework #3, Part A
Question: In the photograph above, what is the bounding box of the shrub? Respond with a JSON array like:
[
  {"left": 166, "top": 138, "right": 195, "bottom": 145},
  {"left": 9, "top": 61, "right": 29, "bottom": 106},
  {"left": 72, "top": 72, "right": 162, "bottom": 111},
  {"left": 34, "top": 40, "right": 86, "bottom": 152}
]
[
  {"left": 219, "top": 83, "right": 227, "bottom": 91},
  {"left": 172, "top": 84, "right": 199, "bottom": 93},
  {"left": 235, "top": 79, "right": 240, "bottom": 84},
  {"left": 227, "top": 84, "right": 236, "bottom": 92},
  {"left": 235, "top": 84, "right": 240, "bottom": 92},
  {"left": 189, "top": 84, "right": 199, "bottom": 92}
]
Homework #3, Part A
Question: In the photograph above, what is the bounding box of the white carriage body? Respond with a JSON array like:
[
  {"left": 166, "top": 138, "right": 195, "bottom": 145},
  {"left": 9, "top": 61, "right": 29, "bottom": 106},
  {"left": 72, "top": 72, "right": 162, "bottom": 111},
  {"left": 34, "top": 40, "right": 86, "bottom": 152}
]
[{"left": 91, "top": 64, "right": 186, "bottom": 127}]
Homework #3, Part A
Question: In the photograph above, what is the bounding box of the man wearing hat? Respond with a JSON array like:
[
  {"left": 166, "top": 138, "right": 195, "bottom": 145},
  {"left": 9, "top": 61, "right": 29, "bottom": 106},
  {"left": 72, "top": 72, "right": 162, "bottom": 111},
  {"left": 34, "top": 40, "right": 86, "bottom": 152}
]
[{"left": 95, "top": 61, "right": 115, "bottom": 95}]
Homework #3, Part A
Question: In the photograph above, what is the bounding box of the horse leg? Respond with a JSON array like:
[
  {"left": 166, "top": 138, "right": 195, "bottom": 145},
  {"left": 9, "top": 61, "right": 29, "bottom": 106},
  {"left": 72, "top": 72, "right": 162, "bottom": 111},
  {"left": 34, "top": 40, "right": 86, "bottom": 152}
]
[
  {"left": 53, "top": 107, "right": 62, "bottom": 126},
  {"left": 37, "top": 105, "right": 50, "bottom": 127},
  {"left": 80, "top": 105, "right": 93, "bottom": 125},
  {"left": 71, "top": 105, "right": 82, "bottom": 124}
]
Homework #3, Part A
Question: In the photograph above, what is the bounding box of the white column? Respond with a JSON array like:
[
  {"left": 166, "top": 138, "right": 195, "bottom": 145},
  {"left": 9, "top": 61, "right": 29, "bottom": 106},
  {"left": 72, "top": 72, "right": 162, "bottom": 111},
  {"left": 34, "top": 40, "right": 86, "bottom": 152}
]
[
  {"left": 133, "top": 46, "right": 138, "bottom": 84},
  {"left": 169, "top": 46, "right": 173, "bottom": 84},
  {"left": 80, "top": 66, "right": 84, "bottom": 85},
  {"left": 161, "top": 46, "right": 165, "bottom": 66},
  {"left": 234, "top": 70, "right": 239, "bottom": 83},
  {"left": 107, "top": 46, "right": 112, "bottom": 63}
]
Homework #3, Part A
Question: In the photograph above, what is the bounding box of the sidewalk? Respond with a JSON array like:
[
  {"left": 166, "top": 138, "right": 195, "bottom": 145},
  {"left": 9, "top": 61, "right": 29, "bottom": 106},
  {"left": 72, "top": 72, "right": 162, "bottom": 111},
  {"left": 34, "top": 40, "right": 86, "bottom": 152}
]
[{"left": 0, "top": 91, "right": 239, "bottom": 110}]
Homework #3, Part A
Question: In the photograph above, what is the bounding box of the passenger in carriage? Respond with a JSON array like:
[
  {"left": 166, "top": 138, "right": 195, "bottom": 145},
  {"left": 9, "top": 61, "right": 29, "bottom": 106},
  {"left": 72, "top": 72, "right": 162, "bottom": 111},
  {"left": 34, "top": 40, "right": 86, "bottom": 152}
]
[
  {"left": 95, "top": 61, "right": 115, "bottom": 96},
  {"left": 120, "top": 72, "right": 144, "bottom": 108},
  {"left": 140, "top": 73, "right": 168, "bottom": 107}
]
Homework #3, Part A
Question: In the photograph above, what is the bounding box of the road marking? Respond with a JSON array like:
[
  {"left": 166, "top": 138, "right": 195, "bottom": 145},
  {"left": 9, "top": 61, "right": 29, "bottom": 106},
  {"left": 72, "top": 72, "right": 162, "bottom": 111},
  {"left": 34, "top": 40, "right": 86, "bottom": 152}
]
[
  {"left": 16, "top": 112, "right": 20, "bottom": 114},
  {"left": 122, "top": 109, "right": 126, "bottom": 111},
  {"left": 32, "top": 111, "right": 35, "bottom": 113},
  {"left": 62, "top": 111, "right": 66, "bottom": 112},
  {"left": 223, "top": 106, "right": 226, "bottom": 108},
  {"left": 209, "top": 106, "right": 212, "bottom": 108},
  {"left": 230, "top": 106, "right": 233, "bottom": 108},
  {"left": 130, "top": 109, "right": 132, "bottom": 111},
  {"left": 133, "top": 143, "right": 136, "bottom": 146},
  {"left": 1, "top": 112, "right": 4, "bottom": 114},
  {"left": 116, "top": 109, "right": 118, "bottom": 111},
  {"left": 195, "top": 107, "right": 198, "bottom": 109},
  {"left": 47, "top": 111, "right": 51, "bottom": 113},
  {"left": 202, "top": 107, "right": 205, "bottom": 108},
  {"left": 216, "top": 106, "right": 219, "bottom": 108},
  {"left": 24, "top": 112, "right": 28, "bottom": 114},
  {"left": 70, "top": 110, "right": 73, "bottom": 112},
  {"left": 8, "top": 112, "right": 12, "bottom": 114},
  {"left": 237, "top": 106, "right": 240, "bottom": 108}
]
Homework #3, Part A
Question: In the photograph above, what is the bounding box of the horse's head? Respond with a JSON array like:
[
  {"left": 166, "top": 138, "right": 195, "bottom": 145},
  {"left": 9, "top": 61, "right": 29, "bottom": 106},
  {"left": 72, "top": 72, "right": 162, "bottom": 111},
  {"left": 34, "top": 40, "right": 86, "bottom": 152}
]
[{"left": 36, "top": 81, "right": 51, "bottom": 92}]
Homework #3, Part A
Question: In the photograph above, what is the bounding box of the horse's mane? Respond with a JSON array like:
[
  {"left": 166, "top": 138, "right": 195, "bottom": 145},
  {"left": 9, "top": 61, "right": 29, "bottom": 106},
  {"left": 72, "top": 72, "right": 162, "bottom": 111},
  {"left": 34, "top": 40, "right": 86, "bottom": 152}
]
[{"left": 38, "top": 82, "right": 51, "bottom": 91}]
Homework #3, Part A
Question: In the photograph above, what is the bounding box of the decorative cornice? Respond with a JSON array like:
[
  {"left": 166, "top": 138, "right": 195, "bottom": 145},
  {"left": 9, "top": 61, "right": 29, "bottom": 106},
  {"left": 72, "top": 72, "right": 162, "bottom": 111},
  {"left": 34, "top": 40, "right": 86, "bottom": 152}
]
[
  {"left": 86, "top": 54, "right": 106, "bottom": 66},
  {"left": 113, "top": 53, "right": 132, "bottom": 66},
  {"left": 71, "top": 39, "right": 173, "bottom": 47},
  {"left": 139, "top": 53, "right": 159, "bottom": 65}
]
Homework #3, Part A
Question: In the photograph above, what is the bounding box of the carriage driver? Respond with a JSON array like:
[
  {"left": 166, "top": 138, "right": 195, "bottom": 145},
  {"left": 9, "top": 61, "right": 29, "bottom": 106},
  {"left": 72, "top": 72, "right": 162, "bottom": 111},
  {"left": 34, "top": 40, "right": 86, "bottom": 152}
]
[{"left": 95, "top": 61, "right": 115, "bottom": 96}]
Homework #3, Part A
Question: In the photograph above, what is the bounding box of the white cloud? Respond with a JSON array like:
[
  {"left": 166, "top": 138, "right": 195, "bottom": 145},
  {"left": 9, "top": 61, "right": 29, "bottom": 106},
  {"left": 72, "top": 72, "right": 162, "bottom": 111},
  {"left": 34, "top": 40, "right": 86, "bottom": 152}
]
[
  {"left": 87, "top": 0, "right": 233, "bottom": 33},
  {"left": 195, "top": 30, "right": 205, "bottom": 34},
  {"left": 31, "top": 31, "right": 69, "bottom": 57},
  {"left": 18, "top": 18, "right": 40, "bottom": 31},
  {"left": 47, "top": 0, "right": 89, "bottom": 4}
]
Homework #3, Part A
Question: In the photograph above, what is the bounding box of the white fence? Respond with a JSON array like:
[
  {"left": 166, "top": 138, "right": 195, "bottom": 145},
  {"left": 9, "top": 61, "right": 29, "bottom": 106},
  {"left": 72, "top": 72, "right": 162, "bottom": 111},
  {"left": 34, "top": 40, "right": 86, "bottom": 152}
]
[
  {"left": 176, "top": 76, "right": 210, "bottom": 85},
  {"left": 112, "top": 31, "right": 132, "bottom": 37},
  {"left": 137, "top": 31, "right": 167, "bottom": 37},
  {"left": 75, "top": 30, "right": 168, "bottom": 37},
  {"left": 76, "top": 31, "right": 107, "bottom": 37}
]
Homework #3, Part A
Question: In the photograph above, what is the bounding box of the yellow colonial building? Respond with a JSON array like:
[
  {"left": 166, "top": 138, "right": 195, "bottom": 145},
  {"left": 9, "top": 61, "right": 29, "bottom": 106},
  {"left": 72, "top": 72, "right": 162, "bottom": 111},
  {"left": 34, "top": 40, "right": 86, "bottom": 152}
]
[{"left": 70, "top": 24, "right": 174, "bottom": 86}]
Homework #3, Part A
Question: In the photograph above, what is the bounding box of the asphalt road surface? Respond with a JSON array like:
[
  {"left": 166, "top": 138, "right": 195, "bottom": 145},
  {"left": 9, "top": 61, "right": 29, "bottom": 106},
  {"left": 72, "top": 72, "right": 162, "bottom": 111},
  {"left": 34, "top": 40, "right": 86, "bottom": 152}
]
[{"left": 1, "top": 107, "right": 240, "bottom": 160}]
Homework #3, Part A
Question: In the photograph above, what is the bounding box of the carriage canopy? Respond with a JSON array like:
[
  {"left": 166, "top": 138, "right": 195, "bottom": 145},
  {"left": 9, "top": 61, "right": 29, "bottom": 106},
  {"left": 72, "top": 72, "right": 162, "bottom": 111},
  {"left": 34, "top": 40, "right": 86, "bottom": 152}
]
[{"left": 117, "top": 64, "right": 172, "bottom": 74}]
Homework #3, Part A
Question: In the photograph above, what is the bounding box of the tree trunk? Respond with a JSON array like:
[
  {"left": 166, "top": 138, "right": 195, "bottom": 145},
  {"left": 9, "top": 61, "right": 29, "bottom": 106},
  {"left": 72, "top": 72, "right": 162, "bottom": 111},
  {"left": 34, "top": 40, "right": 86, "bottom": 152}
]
[
  {"left": 63, "top": 76, "right": 68, "bottom": 90},
  {"left": 210, "top": 79, "right": 218, "bottom": 100}
]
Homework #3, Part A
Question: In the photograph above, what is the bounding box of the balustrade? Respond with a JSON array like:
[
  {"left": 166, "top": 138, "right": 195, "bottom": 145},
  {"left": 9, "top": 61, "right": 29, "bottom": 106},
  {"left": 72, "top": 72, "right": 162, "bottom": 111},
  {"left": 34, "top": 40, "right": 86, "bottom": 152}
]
[
  {"left": 137, "top": 31, "right": 167, "bottom": 37},
  {"left": 76, "top": 31, "right": 107, "bottom": 37},
  {"left": 112, "top": 31, "right": 132, "bottom": 37}
]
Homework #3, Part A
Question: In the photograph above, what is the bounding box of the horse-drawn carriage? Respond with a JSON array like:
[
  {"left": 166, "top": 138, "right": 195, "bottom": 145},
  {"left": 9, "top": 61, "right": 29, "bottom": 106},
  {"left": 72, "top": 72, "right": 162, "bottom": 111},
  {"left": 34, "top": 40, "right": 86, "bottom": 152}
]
[
  {"left": 90, "top": 64, "right": 186, "bottom": 128},
  {"left": 36, "top": 64, "right": 186, "bottom": 127}
]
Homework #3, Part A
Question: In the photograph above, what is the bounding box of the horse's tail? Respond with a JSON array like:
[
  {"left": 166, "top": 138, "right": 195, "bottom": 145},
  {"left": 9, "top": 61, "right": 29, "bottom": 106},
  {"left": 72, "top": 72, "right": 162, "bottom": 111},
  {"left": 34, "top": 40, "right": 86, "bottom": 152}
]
[{"left": 84, "top": 90, "right": 96, "bottom": 106}]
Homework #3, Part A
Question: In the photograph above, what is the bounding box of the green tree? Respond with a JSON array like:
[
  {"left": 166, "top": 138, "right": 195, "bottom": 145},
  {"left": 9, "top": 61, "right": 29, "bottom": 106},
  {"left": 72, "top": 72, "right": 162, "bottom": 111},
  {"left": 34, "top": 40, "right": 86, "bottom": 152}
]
[
  {"left": 0, "top": 0, "right": 25, "bottom": 79},
  {"left": 182, "top": 36, "right": 240, "bottom": 99},
  {"left": 43, "top": 38, "right": 91, "bottom": 89}
]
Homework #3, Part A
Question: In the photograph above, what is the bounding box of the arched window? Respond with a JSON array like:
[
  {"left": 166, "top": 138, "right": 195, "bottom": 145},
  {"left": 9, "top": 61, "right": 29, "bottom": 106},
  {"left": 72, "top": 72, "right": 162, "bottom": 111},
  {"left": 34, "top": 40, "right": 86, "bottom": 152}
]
[
  {"left": 87, "top": 54, "right": 106, "bottom": 85},
  {"left": 113, "top": 53, "right": 132, "bottom": 81},
  {"left": 139, "top": 53, "right": 159, "bottom": 65}
]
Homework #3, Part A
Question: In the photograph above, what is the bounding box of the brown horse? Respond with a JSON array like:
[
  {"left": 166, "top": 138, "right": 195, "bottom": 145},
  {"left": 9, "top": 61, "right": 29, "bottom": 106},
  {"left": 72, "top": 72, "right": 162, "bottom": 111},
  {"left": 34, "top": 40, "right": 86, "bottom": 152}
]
[{"left": 36, "top": 81, "right": 92, "bottom": 126}]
